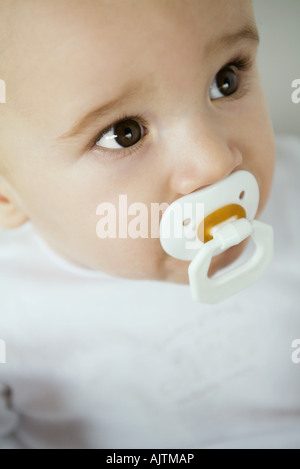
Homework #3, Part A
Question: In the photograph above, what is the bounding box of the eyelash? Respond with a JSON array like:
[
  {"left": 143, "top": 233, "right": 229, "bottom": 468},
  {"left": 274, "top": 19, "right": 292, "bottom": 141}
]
[
  {"left": 223, "top": 53, "right": 253, "bottom": 75},
  {"left": 219, "top": 53, "right": 254, "bottom": 98},
  {"left": 89, "top": 52, "right": 254, "bottom": 159},
  {"left": 89, "top": 112, "right": 149, "bottom": 160}
]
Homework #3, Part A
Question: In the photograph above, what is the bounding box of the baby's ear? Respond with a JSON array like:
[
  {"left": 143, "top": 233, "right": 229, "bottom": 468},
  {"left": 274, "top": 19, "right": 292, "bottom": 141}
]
[{"left": 0, "top": 178, "right": 28, "bottom": 229}]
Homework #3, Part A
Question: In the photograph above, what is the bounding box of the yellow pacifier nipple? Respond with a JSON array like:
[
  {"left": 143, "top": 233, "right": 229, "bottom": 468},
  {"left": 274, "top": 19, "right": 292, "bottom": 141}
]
[{"left": 197, "top": 204, "right": 247, "bottom": 244}]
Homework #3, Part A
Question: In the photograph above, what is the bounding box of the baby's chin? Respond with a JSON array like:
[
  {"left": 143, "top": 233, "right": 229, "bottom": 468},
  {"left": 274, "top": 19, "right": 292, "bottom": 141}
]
[
  {"left": 49, "top": 237, "right": 248, "bottom": 285},
  {"left": 157, "top": 239, "right": 249, "bottom": 285}
]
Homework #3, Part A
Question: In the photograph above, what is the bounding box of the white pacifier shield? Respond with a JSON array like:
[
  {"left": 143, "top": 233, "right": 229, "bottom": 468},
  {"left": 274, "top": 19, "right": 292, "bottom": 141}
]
[
  {"left": 160, "top": 170, "right": 259, "bottom": 261},
  {"left": 159, "top": 170, "right": 273, "bottom": 304}
]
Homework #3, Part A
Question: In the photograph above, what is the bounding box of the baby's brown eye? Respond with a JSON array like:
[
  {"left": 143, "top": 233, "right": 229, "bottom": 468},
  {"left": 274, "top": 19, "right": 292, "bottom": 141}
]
[
  {"left": 114, "top": 119, "right": 141, "bottom": 147},
  {"left": 96, "top": 119, "right": 143, "bottom": 149},
  {"left": 210, "top": 67, "right": 239, "bottom": 100}
]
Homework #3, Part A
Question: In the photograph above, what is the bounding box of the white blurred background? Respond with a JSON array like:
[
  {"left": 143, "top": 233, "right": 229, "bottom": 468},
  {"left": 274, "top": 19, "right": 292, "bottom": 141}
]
[{"left": 253, "top": 0, "right": 300, "bottom": 136}]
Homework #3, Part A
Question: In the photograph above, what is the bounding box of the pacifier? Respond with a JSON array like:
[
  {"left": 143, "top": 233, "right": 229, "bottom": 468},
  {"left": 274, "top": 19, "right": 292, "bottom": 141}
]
[{"left": 160, "top": 171, "right": 273, "bottom": 304}]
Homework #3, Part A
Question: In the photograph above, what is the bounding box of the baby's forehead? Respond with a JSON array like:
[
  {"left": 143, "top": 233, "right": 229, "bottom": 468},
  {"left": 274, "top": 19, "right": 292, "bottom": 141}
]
[
  {"left": 1, "top": 0, "right": 256, "bottom": 133},
  {"left": 1, "top": 1, "right": 256, "bottom": 87},
  {"left": 1, "top": 0, "right": 255, "bottom": 49}
]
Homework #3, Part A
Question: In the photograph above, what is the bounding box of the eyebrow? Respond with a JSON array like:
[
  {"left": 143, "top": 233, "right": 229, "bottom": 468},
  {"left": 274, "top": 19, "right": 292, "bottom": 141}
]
[
  {"left": 206, "top": 23, "right": 260, "bottom": 56},
  {"left": 56, "top": 85, "right": 139, "bottom": 142}
]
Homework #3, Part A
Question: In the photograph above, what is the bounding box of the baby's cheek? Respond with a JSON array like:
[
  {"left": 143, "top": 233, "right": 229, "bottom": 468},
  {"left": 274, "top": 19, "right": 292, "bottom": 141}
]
[
  {"left": 88, "top": 236, "right": 161, "bottom": 279},
  {"left": 259, "top": 139, "right": 276, "bottom": 211},
  {"left": 245, "top": 121, "right": 275, "bottom": 213},
  {"left": 122, "top": 237, "right": 166, "bottom": 276}
]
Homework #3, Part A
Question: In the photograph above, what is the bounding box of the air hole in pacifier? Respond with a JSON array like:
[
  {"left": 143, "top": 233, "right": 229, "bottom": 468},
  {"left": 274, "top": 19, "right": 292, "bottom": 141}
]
[
  {"left": 183, "top": 218, "right": 191, "bottom": 227},
  {"left": 239, "top": 191, "right": 245, "bottom": 200}
]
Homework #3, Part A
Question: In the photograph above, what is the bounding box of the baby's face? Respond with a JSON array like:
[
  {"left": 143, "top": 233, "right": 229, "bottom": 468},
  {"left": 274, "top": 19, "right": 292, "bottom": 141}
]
[{"left": 0, "top": 0, "right": 275, "bottom": 283}]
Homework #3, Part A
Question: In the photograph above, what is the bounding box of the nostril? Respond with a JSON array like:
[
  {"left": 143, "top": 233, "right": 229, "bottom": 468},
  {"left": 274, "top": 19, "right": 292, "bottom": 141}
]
[
  {"left": 239, "top": 191, "right": 245, "bottom": 200},
  {"left": 0, "top": 194, "right": 9, "bottom": 203},
  {"left": 183, "top": 218, "right": 191, "bottom": 227}
]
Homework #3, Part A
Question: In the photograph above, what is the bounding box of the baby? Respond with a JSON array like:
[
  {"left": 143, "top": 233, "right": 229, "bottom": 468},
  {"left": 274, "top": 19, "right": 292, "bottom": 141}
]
[
  {"left": 0, "top": 0, "right": 275, "bottom": 281},
  {"left": 0, "top": 0, "right": 299, "bottom": 449}
]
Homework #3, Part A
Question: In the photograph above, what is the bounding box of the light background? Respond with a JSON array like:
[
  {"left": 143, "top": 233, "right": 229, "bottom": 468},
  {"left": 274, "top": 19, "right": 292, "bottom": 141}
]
[{"left": 253, "top": 0, "right": 300, "bottom": 136}]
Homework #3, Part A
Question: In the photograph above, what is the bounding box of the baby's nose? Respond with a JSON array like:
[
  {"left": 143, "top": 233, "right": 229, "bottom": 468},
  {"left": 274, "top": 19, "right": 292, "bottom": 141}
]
[{"left": 169, "top": 128, "right": 243, "bottom": 196}]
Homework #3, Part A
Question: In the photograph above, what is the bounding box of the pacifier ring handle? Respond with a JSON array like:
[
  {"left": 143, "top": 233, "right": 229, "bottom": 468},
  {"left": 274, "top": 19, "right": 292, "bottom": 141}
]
[{"left": 188, "top": 219, "right": 274, "bottom": 304}]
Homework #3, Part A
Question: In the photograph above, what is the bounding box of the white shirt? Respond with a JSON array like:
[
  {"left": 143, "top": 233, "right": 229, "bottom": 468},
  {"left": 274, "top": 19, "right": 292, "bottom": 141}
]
[{"left": 0, "top": 135, "right": 300, "bottom": 449}]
